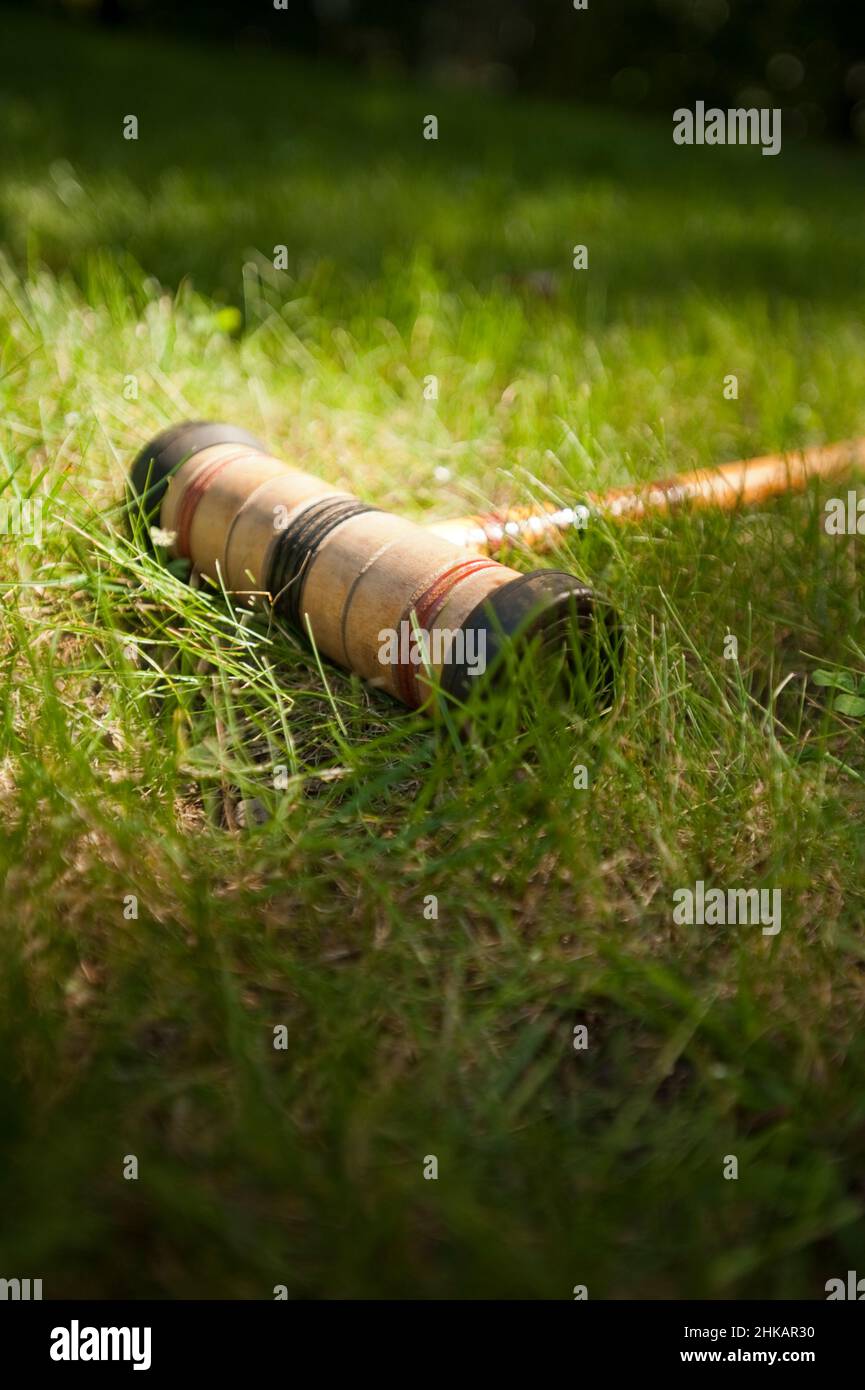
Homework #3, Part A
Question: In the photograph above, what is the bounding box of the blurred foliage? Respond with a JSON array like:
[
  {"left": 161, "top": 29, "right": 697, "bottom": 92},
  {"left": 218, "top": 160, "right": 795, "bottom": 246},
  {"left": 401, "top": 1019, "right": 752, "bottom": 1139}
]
[{"left": 8, "top": 0, "right": 865, "bottom": 143}]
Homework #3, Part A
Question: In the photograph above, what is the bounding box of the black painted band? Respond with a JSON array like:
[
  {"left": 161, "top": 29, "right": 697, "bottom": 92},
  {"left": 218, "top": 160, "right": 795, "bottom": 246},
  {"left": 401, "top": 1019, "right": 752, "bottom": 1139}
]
[
  {"left": 267, "top": 495, "right": 380, "bottom": 630},
  {"left": 128, "top": 420, "right": 265, "bottom": 529},
  {"left": 439, "top": 569, "right": 621, "bottom": 704}
]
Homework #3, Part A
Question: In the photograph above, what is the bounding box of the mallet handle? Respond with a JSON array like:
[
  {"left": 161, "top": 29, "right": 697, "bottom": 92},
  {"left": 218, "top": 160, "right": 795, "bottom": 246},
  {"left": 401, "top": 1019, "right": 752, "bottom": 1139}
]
[{"left": 427, "top": 439, "right": 865, "bottom": 556}]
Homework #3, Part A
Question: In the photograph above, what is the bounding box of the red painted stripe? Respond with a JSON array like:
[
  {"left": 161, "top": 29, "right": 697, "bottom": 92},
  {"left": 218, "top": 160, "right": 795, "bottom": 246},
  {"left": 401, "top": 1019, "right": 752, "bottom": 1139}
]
[
  {"left": 175, "top": 447, "right": 258, "bottom": 559},
  {"left": 394, "top": 557, "right": 499, "bottom": 707}
]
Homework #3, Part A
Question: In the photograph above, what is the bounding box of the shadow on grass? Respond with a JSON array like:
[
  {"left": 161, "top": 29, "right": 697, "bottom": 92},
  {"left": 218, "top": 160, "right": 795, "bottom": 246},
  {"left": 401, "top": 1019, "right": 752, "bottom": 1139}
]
[{"left": 2, "top": 12, "right": 865, "bottom": 314}]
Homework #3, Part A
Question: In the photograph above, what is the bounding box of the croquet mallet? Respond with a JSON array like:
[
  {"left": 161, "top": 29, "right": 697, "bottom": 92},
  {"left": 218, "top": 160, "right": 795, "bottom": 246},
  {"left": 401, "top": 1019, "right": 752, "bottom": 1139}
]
[{"left": 129, "top": 425, "right": 861, "bottom": 710}]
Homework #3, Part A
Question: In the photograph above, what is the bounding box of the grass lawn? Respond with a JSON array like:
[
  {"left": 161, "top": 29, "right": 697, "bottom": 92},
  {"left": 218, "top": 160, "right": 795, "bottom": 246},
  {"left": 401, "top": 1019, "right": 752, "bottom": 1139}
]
[{"left": 1, "top": 12, "right": 865, "bottom": 1299}]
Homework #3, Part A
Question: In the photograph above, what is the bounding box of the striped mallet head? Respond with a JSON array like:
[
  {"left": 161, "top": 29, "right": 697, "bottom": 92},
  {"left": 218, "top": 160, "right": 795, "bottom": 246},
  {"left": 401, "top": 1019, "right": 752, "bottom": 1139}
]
[{"left": 129, "top": 421, "right": 620, "bottom": 711}]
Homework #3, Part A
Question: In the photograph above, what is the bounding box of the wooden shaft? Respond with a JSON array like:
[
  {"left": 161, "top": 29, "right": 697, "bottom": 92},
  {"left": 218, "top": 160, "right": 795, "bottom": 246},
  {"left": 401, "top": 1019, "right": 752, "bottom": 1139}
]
[
  {"left": 130, "top": 422, "right": 604, "bottom": 710},
  {"left": 428, "top": 438, "right": 865, "bottom": 557}
]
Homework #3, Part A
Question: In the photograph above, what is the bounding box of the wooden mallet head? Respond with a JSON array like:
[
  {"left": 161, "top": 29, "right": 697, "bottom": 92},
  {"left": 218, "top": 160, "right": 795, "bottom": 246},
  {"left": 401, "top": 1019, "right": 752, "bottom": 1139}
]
[{"left": 129, "top": 421, "right": 619, "bottom": 711}]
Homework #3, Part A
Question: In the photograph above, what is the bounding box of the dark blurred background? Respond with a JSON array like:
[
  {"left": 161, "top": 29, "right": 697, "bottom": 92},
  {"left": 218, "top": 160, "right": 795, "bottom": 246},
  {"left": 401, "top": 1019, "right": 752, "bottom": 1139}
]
[{"left": 8, "top": 0, "right": 865, "bottom": 144}]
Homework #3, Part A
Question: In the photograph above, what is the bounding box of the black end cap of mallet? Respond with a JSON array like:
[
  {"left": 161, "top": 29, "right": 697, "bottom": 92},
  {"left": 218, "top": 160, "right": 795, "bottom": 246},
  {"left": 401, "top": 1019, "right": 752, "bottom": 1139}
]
[
  {"left": 440, "top": 569, "right": 622, "bottom": 707},
  {"left": 128, "top": 420, "right": 265, "bottom": 529}
]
